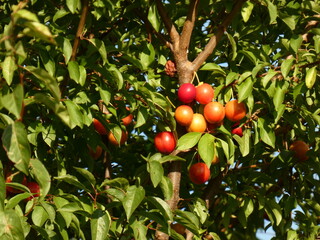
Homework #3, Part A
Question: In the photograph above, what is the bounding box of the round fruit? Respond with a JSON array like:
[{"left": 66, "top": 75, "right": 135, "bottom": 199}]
[
  {"left": 121, "top": 107, "right": 134, "bottom": 126},
  {"left": 108, "top": 131, "right": 128, "bottom": 146},
  {"left": 26, "top": 182, "right": 40, "bottom": 200},
  {"left": 289, "top": 140, "right": 309, "bottom": 162},
  {"left": 171, "top": 223, "right": 186, "bottom": 235},
  {"left": 177, "top": 83, "right": 196, "bottom": 103},
  {"left": 189, "top": 162, "right": 210, "bottom": 184},
  {"left": 203, "top": 101, "right": 225, "bottom": 123},
  {"left": 212, "top": 155, "right": 220, "bottom": 165},
  {"left": 174, "top": 105, "right": 194, "bottom": 126},
  {"left": 187, "top": 113, "right": 207, "bottom": 132},
  {"left": 154, "top": 131, "right": 176, "bottom": 154},
  {"left": 225, "top": 99, "right": 246, "bottom": 122},
  {"left": 195, "top": 83, "right": 214, "bottom": 105},
  {"left": 231, "top": 127, "right": 243, "bottom": 137},
  {"left": 88, "top": 145, "right": 103, "bottom": 160},
  {"left": 93, "top": 118, "right": 108, "bottom": 135}
]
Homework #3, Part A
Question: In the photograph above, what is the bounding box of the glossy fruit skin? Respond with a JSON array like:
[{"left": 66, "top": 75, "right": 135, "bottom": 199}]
[
  {"left": 88, "top": 145, "right": 103, "bottom": 160},
  {"left": 187, "top": 113, "right": 207, "bottom": 132},
  {"left": 108, "top": 131, "right": 128, "bottom": 146},
  {"left": 93, "top": 118, "right": 108, "bottom": 135},
  {"left": 177, "top": 83, "right": 196, "bottom": 103},
  {"left": 231, "top": 123, "right": 243, "bottom": 137},
  {"left": 189, "top": 162, "right": 210, "bottom": 184},
  {"left": 121, "top": 107, "right": 133, "bottom": 126},
  {"left": 154, "top": 131, "right": 176, "bottom": 154},
  {"left": 203, "top": 102, "right": 225, "bottom": 123},
  {"left": 174, "top": 105, "right": 194, "bottom": 126},
  {"left": 289, "top": 140, "right": 309, "bottom": 161},
  {"left": 225, "top": 100, "right": 246, "bottom": 122},
  {"left": 195, "top": 83, "right": 214, "bottom": 105},
  {"left": 171, "top": 223, "right": 186, "bottom": 235},
  {"left": 26, "top": 182, "right": 40, "bottom": 200}
]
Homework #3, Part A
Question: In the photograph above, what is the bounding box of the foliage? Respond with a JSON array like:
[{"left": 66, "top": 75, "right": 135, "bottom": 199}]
[{"left": 0, "top": 0, "right": 319, "bottom": 239}]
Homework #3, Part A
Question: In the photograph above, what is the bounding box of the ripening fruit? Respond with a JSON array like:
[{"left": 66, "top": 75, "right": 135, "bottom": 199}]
[
  {"left": 5, "top": 173, "right": 27, "bottom": 194},
  {"left": 195, "top": 83, "right": 214, "bottom": 105},
  {"left": 26, "top": 182, "right": 40, "bottom": 201},
  {"left": 174, "top": 105, "right": 194, "bottom": 126},
  {"left": 225, "top": 99, "right": 246, "bottom": 122},
  {"left": 121, "top": 107, "right": 134, "bottom": 126},
  {"left": 289, "top": 140, "right": 309, "bottom": 162},
  {"left": 203, "top": 101, "right": 225, "bottom": 123},
  {"left": 88, "top": 145, "right": 103, "bottom": 160},
  {"left": 212, "top": 155, "right": 220, "bottom": 165},
  {"left": 93, "top": 118, "right": 108, "bottom": 135},
  {"left": 154, "top": 131, "right": 176, "bottom": 154},
  {"left": 171, "top": 223, "right": 186, "bottom": 235},
  {"left": 231, "top": 127, "right": 243, "bottom": 137},
  {"left": 177, "top": 83, "right": 196, "bottom": 103},
  {"left": 108, "top": 131, "right": 128, "bottom": 146},
  {"left": 187, "top": 113, "right": 207, "bottom": 132},
  {"left": 189, "top": 162, "right": 210, "bottom": 184}
]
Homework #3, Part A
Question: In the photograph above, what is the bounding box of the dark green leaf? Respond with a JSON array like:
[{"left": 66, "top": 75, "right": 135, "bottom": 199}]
[
  {"left": 147, "top": 160, "right": 164, "bottom": 188},
  {"left": 122, "top": 185, "right": 145, "bottom": 219},
  {"left": 198, "top": 133, "right": 215, "bottom": 168},
  {"left": 147, "top": 3, "right": 161, "bottom": 32},
  {"left": 2, "top": 121, "right": 30, "bottom": 175},
  {"left": 147, "top": 196, "right": 173, "bottom": 222},
  {"left": 29, "top": 158, "right": 51, "bottom": 200}
]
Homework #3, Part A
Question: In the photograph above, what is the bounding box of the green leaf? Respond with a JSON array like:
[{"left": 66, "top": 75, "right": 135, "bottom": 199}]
[
  {"left": 198, "top": 133, "right": 215, "bottom": 168},
  {"left": 148, "top": 2, "right": 161, "bottom": 32},
  {"left": 226, "top": 33, "right": 237, "bottom": 60},
  {"left": 74, "top": 167, "right": 96, "bottom": 186},
  {"left": 147, "top": 160, "right": 164, "bottom": 188},
  {"left": 159, "top": 176, "right": 173, "bottom": 201},
  {"left": 160, "top": 155, "right": 185, "bottom": 163},
  {"left": 5, "top": 193, "right": 31, "bottom": 209},
  {"left": 66, "top": 0, "right": 80, "bottom": 13},
  {"left": 290, "top": 35, "right": 303, "bottom": 53},
  {"left": 305, "top": 66, "right": 317, "bottom": 89},
  {"left": 122, "top": 185, "right": 145, "bottom": 219},
  {"left": 22, "top": 21, "right": 55, "bottom": 44},
  {"left": 189, "top": 198, "right": 208, "bottom": 224},
  {"left": 68, "top": 61, "right": 80, "bottom": 83},
  {"left": 55, "top": 174, "right": 90, "bottom": 192},
  {"left": 135, "top": 107, "right": 148, "bottom": 128},
  {"left": 32, "top": 205, "right": 49, "bottom": 227},
  {"left": 280, "top": 58, "right": 295, "bottom": 78},
  {"left": 266, "top": 0, "right": 278, "bottom": 24},
  {"left": 241, "top": 1, "right": 254, "bottom": 22},
  {"left": 2, "top": 121, "right": 30, "bottom": 175},
  {"left": 258, "top": 118, "right": 275, "bottom": 148},
  {"left": 2, "top": 56, "right": 17, "bottom": 85},
  {"left": 0, "top": 209, "right": 25, "bottom": 239},
  {"left": 130, "top": 219, "right": 148, "bottom": 240},
  {"left": 174, "top": 210, "right": 200, "bottom": 236},
  {"left": 1, "top": 83, "right": 24, "bottom": 119},
  {"left": 29, "top": 158, "right": 51, "bottom": 200},
  {"left": 33, "top": 93, "right": 70, "bottom": 126},
  {"left": 24, "top": 66, "right": 61, "bottom": 100},
  {"left": 88, "top": 39, "right": 108, "bottom": 65},
  {"left": 98, "top": 86, "right": 111, "bottom": 105},
  {"left": 177, "top": 132, "right": 202, "bottom": 150},
  {"left": 147, "top": 196, "right": 173, "bottom": 222},
  {"left": 91, "top": 209, "right": 111, "bottom": 240},
  {"left": 101, "top": 177, "right": 129, "bottom": 190},
  {"left": 108, "top": 65, "right": 123, "bottom": 90},
  {"left": 265, "top": 199, "right": 282, "bottom": 226},
  {"left": 64, "top": 100, "right": 84, "bottom": 129},
  {"left": 237, "top": 76, "right": 253, "bottom": 102},
  {"left": 262, "top": 69, "right": 278, "bottom": 88},
  {"left": 200, "top": 63, "right": 226, "bottom": 75},
  {"left": 78, "top": 64, "right": 87, "bottom": 86},
  {"left": 273, "top": 82, "right": 288, "bottom": 111},
  {"left": 225, "top": 72, "right": 238, "bottom": 85}
]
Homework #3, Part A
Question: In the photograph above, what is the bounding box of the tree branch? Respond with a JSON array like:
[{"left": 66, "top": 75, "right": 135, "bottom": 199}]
[
  {"left": 71, "top": 0, "right": 89, "bottom": 61},
  {"left": 192, "top": 0, "right": 246, "bottom": 71},
  {"left": 180, "top": 0, "right": 200, "bottom": 55},
  {"left": 155, "top": 0, "right": 180, "bottom": 51}
]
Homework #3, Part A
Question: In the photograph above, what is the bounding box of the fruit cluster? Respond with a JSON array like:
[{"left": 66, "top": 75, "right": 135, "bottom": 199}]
[
  {"left": 155, "top": 82, "right": 247, "bottom": 185},
  {"left": 91, "top": 107, "right": 133, "bottom": 159}
]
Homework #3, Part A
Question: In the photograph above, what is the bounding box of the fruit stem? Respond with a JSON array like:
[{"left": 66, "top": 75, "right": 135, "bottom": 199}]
[
  {"left": 192, "top": 71, "right": 200, "bottom": 85},
  {"left": 166, "top": 96, "right": 176, "bottom": 109}
]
